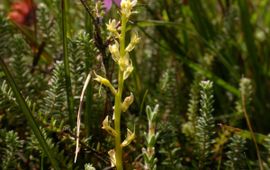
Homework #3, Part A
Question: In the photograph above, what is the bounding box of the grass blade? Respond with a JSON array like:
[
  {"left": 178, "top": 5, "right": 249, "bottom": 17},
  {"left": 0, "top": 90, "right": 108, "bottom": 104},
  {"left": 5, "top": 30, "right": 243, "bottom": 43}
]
[
  {"left": 62, "top": 0, "right": 75, "bottom": 129},
  {"left": 138, "top": 25, "right": 240, "bottom": 96},
  {"left": 75, "top": 71, "right": 92, "bottom": 163},
  {"left": 182, "top": 57, "right": 240, "bottom": 97},
  {"left": 237, "top": 0, "right": 259, "bottom": 71},
  {"left": 189, "top": 0, "right": 215, "bottom": 41},
  {"left": 84, "top": 10, "right": 94, "bottom": 138},
  {"left": 237, "top": 0, "right": 268, "bottom": 132}
]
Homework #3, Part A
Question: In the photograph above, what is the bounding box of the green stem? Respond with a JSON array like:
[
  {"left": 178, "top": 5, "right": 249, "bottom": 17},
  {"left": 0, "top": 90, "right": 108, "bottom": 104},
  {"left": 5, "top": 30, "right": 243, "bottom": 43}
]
[
  {"left": 41, "top": 153, "right": 44, "bottom": 170},
  {"left": 114, "top": 72, "right": 123, "bottom": 170},
  {"left": 120, "top": 17, "right": 127, "bottom": 56},
  {"left": 114, "top": 16, "right": 128, "bottom": 170},
  {"left": 62, "top": 0, "right": 75, "bottom": 129},
  {"left": 241, "top": 94, "right": 263, "bottom": 170}
]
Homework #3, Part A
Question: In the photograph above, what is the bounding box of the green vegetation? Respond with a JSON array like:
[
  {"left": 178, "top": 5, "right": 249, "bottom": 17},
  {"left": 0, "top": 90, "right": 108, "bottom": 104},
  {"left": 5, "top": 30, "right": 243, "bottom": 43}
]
[{"left": 1, "top": 0, "right": 270, "bottom": 169}]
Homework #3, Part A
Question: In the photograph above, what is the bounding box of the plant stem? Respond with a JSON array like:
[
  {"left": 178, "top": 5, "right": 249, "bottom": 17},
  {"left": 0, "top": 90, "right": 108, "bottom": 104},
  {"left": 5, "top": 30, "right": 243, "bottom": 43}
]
[
  {"left": 114, "top": 16, "right": 127, "bottom": 170},
  {"left": 241, "top": 94, "right": 263, "bottom": 170},
  {"left": 114, "top": 72, "right": 123, "bottom": 170},
  {"left": 62, "top": 0, "right": 75, "bottom": 129},
  {"left": 120, "top": 17, "right": 127, "bottom": 56}
]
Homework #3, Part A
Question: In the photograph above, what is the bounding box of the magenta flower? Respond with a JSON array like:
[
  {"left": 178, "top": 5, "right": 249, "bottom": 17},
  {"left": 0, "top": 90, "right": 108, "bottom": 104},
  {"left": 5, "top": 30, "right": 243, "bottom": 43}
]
[{"left": 104, "top": 0, "right": 121, "bottom": 11}]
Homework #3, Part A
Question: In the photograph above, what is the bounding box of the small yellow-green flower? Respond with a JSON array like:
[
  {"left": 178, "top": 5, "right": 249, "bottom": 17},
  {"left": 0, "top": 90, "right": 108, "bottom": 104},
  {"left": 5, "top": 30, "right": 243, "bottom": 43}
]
[
  {"left": 123, "top": 61, "right": 133, "bottom": 80},
  {"left": 120, "top": 0, "right": 137, "bottom": 18},
  {"left": 122, "top": 93, "right": 134, "bottom": 112},
  {"left": 107, "top": 19, "right": 117, "bottom": 31},
  {"left": 121, "top": 128, "right": 135, "bottom": 147},
  {"left": 93, "top": 72, "right": 117, "bottom": 95},
  {"left": 108, "top": 149, "right": 116, "bottom": 167},
  {"left": 109, "top": 41, "right": 120, "bottom": 62},
  {"left": 125, "top": 32, "right": 140, "bottom": 52},
  {"left": 102, "top": 116, "right": 117, "bottom": 137}
]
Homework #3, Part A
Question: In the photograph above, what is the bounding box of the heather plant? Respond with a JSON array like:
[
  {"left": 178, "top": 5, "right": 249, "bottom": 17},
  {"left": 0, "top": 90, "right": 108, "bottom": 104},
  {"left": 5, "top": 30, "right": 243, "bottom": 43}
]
[
  {"left": 143, "top": 104, "right": 159, "bottom": 170},
  {"left": 195, "top": 80, "right": 216, "bottom": 169},
  {"left": 224, "top": 134, "right": 247, "bottom": 169}
]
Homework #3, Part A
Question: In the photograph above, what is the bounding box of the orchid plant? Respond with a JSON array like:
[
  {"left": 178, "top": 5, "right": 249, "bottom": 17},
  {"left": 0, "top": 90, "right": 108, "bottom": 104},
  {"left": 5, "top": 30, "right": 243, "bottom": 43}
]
[{"left": 94, "top": 0, "right": 139, "bottom": 169}]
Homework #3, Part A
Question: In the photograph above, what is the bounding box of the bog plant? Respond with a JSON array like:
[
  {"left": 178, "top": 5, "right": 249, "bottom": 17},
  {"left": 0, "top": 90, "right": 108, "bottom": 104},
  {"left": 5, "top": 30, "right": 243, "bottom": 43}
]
[
  {"left": 1, "top": 0, "right": 270, "bottom": 170},
  {"left": 143, "top": 104, "right": 159, "bottom": 170},
  {"left": 94, "top": 0, "right": 138, "bottom": 169}
]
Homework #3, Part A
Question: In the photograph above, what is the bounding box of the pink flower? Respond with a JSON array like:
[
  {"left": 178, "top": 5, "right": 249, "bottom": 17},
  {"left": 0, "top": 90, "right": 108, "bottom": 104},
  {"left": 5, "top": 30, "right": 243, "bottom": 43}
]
[
  {"left": 104, "top": 0, "right": 121, "bottom": 11},
  {"left": 8, "top": 0, "right": 36, "bottom": 26}
]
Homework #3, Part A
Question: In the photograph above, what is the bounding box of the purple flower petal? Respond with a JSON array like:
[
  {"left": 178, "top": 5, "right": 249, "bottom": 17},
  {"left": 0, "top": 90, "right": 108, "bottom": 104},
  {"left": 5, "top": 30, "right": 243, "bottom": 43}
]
[
  {"left": 104, "top": 0, "right": 112, "bottom": 11},
  {"left": 113, "top": 0, "right": 121, "bottom": 6}
]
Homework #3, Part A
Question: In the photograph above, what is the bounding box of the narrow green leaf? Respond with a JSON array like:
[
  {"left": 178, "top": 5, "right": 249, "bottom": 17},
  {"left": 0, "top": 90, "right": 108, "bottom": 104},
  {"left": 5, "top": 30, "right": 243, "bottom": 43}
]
[
  {"left": 62, "top": 0, "right": 75, "bottom": 129},
  {"left": 189, "top": 0, "right": 215, "bottom": 41},
  {"left": 183, "top": 58, "right": 240, "bottom": 97},
  {"left": 237, "top": 0, "right": 259, "bottom": 71},
  {"left": 134, "top": 20, "right": 182, "bottom": 28},
  {"left": 138, "top": 22, "right": 239, "bottom": 97},
  {"left": 237, "top": 0, "right": 267, "bottom": 129},
  {"left": 84, "top": 11, "right": 94, "bottom": 138}
]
